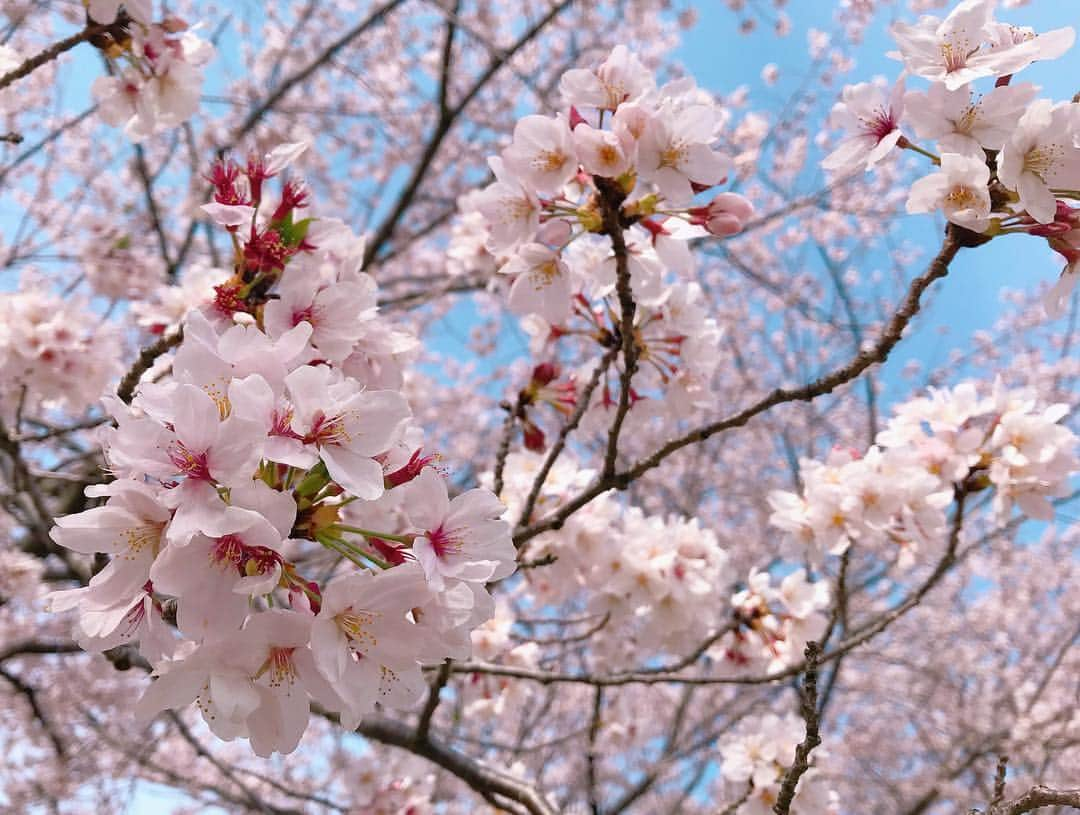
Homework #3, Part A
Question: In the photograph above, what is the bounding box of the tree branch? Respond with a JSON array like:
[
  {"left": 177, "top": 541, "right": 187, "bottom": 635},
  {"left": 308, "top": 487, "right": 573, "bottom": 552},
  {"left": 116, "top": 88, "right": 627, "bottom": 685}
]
[
  {"left": 772, "top": 642, "right": 821, "bottom": 815},
  {"left": 350, "top": 714, "right": 557, "bottom": 815},
  {"left": 0, "top": 23, "right": 111, "bottom": 92},
  {"left": 116, "top": 328, "right": 184, "bottom": 405},
  {"left": 513, "top": 227, "right": 963, "bottom": 548}
]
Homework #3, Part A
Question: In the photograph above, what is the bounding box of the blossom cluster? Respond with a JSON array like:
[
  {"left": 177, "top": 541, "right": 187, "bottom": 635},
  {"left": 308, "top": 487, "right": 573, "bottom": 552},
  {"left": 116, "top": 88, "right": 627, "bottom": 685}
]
[
  {"left": 89, "top": 2, "right": 213, "bottom": 142},
  {"left": 769, "top": 380, "right": 1078, "bottom": 566},
  {"left": 714, "top": 568, "right": 830, "bottom": 676},
  {"left": 822, "top": 0, "right": 1080, "bottom": 314},
  {"left": 498, "top": 451, "right": 828, "bottom": 673},
  {"left": 718, "top": 712, "right": 838, "bottom": 814},
  {"left": 450, "top": 45, "right": 751, "bottom": 445},
  {"left": 0, "top": 280, "right": 122, "bottom": 418},
  {"left": 45, "top": 144, "right": 517, "bottom": 756},
  {"left": 79, "top": 215, "right": 165, "bottom": 300}
]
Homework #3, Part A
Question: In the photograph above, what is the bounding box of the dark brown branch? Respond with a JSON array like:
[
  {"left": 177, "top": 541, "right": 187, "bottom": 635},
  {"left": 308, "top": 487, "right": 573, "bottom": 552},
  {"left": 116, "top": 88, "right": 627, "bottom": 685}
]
[
  {"left": 416, "top": 659, "right": 452, "bottom": 742},
  {"left": 167, "top": 711, "right": 302, "bottom": 815},
  {"left": 987, "top": 786, "right": 1080, "bottom": 815},
  {"left": 0, "top": 23, "right": 111, "bottom": 92},
  {"left": 513, "top": 228, "right": 963, "bottom": 548},
  {"left": 0, "top": 665, "right": 65, "bottom": 758},
  {"left": 343, "top": 714, "right": 557, "bottom": 815},
  {"left": 492, "top": 396, "right": 523, "bottom": 499},
  {"left": 595, "top": 176, "right": 637, "bottom": 481},
  {"left": 362, "top": 0, "right": 574, "bottom": 268},
  {"left": 134, "top": 144, "right": 175, "bottom": 275},
  {"left": 116, "top": 328, "right": 184, "bottom": 405},
  {"left": 0, "top": 640, "right": 83, "bottom": 662},
  {"left": 991, "top": 755, "right": 1009, "bottom": 808},
  {"left": 231, "top": 0, "right": 407, "bottom": 143},
  {"left": 772, "top": 642, "right": 822, "bottom": 815},
  {"left": 586, "top": 686, "right": 604, "bottom": 815}
]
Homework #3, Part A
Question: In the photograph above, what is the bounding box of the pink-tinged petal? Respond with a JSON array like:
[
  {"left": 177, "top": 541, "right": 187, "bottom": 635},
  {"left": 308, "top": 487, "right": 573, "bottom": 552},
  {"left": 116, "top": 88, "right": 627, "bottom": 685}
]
[
  {"left": 210, "top": 671, "right": 261, "bottom": 721},
  {"left": 404, "top": 467, "right": 452, "bottom": 531},
  {"left": 411, "top": 537, "right": 445, "bottom": 591},
  {"left": 265, "top": 437, "right": 319, "bottom": 469},
  {"left": 87, "top": 0, "right": 121, "bottom": 23},
  {"left": 654, "top": 167, "right": 694, "bottom": 205},
  {"left": 1018, "top": 172, "right": 1056, "bottom": 224},
  {"left": 905, "top": 173, "right": 950, "bottom": 214},
  {"left": 200, "top": 202, "right": 256, "bottom": 227},
  {"left": 1016, "top": 491, "right": 1054, "bottom": 521},
  {"left": 682, "top": 143, "right": 729, "bottom": 186},
  {"left": 320, "top": 445, "right": 384, "bottom": 500},
  {"left": 294, "top": 649, "right": 346, "bottom": 712},
  {"left": 226, "top": 374, "right": 275, "bottom": 426},
  {"left": 311, "top": 617, "right": 350, "bottom": 682},
  {"left": 134, "top": 667, "right": 206, "bottom": 727},
  {"left": 866, "top": 129, "right": 903, "bottom": 166},
  {"left": 149, "top": 536, "right": 210, "bottom": 596},
  {"left": 164, "top": 480, "right": 227, "bottom": 546},
  {"left": 377, "top": 660, "right": 428, "bottom": 709},
  {"left": 674, "top": 105, "right": 716, "bottom": 143},
  {"left": 337, "top": 390, "right": 411, "bottom": 456},
  {"left": 439, "top": 557, "right": 500, "bottom": 583},
  {"left": 172, "top": 385, "right": 220, "bottom": 452},
  {"left": 1044, "top": 271, "right": 1078, "bottom": 319},
  {"left": 234, "top": 562, "right": 281, "bottom": 596},
  {"left": 178, "top": 585, "right": 248, "bottom": 640},
  {"left": 50, "top": 506, "right": 143, "bottom": 554},
  {"left": 264, "top": 142, "right": 308, "bottom": 176},
  {"left": 284, "top": 365, "right": 334, "bottom": 429},
  {"left": 207, "top": 418, "right": 264, "bottom": 484},
  {"left": 44, "top": 586, "right": 86, "bottom": 613},
  {"left": 821, "top": 136, "right": 873, "bottom": 172},
  {"left": 230, "top": 481, "right": 297, "bottom": 540}
]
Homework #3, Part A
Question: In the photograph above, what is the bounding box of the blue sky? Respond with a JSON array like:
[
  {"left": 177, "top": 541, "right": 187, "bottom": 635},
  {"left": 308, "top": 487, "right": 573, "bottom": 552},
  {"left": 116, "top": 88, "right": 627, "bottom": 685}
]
[{"left": 678, "top": 1, "right": 1079, "bottom": 400}]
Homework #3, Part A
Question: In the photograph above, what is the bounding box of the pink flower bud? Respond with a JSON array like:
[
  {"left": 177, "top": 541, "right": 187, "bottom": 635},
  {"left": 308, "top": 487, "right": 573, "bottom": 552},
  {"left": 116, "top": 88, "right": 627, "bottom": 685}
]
[
  {"left": 522, "top": 420, "right": 546, "bottom": 452},
  {"left": 692, "top": 192, "right": 754, "bottom": 237}
]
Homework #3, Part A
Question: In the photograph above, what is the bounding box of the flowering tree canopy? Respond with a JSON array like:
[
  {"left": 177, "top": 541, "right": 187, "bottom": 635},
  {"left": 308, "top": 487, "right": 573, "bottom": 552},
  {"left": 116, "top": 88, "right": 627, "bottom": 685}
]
[{"left": 1, "top": 0, "right": 1079, "bottom": 813}]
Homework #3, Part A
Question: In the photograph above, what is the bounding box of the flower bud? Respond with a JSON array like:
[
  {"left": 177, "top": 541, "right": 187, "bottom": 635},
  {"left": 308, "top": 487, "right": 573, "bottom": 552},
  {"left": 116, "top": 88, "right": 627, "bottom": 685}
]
[{"left": 690, "top": 192, "right": 754, "bottom": 237}]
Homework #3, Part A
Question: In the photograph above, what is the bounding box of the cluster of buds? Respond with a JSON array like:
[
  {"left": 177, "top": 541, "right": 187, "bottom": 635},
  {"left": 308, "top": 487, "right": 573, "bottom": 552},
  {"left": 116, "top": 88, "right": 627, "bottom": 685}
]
[
  {"left": 203, "top": 143, "right": 313, "bottom": 317},
  {"left": 715, "top": 568, "right": 830, "bottom": 675},
  {"left": 1027, "top": 202, "right": 1080, "bottom": 316}
]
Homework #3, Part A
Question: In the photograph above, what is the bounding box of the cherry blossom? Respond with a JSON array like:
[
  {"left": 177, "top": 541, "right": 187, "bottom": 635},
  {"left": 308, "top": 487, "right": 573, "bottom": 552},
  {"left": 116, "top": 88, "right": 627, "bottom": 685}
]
[
  {"left": 906, "top": 151, "right": 993, "bottom": 230},
  {"left": 997, "top": 99, "right": 1080, "bottom": 224},
  {"left": 404, "top": 467, "right": 515, "bottom": 590},
  {"left": 890, "top": 0, "right": 1074, "bottom": 90},
  {"left": 821, "top": 80, "right": 905, "bottom": 174}
]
